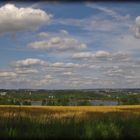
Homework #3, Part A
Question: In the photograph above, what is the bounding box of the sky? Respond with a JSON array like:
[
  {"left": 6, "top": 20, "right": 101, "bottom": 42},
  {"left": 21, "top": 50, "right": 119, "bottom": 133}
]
[{"left": 0, "top": 2, "right": 140, "bottom": 89}]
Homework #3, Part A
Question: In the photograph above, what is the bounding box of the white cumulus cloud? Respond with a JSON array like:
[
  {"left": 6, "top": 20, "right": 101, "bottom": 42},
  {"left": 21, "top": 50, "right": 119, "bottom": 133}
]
[
  {"left": 28, "top": 36, "right": 87, "bottom": 52},
  {"left": 72, "top": 51, "right": 111, "bottom": 60},
  {"left": 72, "top": 51, "right": 130, "bottom": 62},
  {"left": 14, "top": 58, "right": 46, "bottom": 67},
  {"left": 0, "top": 4, "right": 52, "bottom": 34},
  {"left": 135, "top": 16, "right": 140, "bottom": 38},
  {"left": 0, "top": 71, "right": 16, "bottom": 77}
]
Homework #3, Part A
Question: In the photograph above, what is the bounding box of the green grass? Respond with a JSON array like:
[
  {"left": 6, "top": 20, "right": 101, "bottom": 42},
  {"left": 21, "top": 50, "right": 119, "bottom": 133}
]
[{"left": 0, "top": 106, "right": 140, "bottom": 139}]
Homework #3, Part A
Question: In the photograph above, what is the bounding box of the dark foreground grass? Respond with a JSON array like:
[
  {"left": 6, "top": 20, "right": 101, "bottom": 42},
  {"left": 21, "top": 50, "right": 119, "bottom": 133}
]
[{"left": 0, "top": 106, "right": 140, "bottom": 140}]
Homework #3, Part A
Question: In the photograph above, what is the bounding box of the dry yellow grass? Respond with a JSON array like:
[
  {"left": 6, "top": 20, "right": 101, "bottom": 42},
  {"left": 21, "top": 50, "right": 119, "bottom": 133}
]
[
  {"left": 0, "top": 105, "right": 140, "bottom": 120},
  {"left": 0, "top": 105, "right": 140, "bottom": 111}
]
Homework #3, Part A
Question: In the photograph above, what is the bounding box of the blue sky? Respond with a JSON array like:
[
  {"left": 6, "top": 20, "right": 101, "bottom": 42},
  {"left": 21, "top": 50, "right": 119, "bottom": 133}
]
[{"left": 0, "top": 2, "right": 140, "bottom": 89}]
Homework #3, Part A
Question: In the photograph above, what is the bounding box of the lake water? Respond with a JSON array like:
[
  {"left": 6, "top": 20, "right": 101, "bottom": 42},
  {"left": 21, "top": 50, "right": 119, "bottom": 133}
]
[
  {"left": 90, "top": 100, "right": 118, "bottom": 106},
  {"left": 31, "top": 100, "right": 118, "bottom": 106}
]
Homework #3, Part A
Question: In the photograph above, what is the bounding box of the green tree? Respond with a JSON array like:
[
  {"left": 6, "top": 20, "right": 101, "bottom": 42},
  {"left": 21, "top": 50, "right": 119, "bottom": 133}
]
[
  {"left": 77, "top": 100, "right": 92, "bottom": 106},
  {"left": 120, "top": 95, "right": 140, "bottom": 105},
  {"left": 57, "top": 98, "right": 69, "bottom": 106},
  {"left": 22, "top": 100, "right": 31, "bottom": 105},
  {"left": 14, "top": 100, "right": 21, "bottom": 105},
  {"left": 47, "top": 100, "right": 56, "bottom": 106},
  {"left": 9, "top": 99, "right": 15, "bottom": 105},
  {"left": 42, "top": 99, "right": 47, "bottom": 106}
]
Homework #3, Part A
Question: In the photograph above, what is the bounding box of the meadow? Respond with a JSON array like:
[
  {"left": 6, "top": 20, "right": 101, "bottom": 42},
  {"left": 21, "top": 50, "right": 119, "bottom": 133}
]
[{"left": 0, "top": 105, "right": 140, "bottom": 140}]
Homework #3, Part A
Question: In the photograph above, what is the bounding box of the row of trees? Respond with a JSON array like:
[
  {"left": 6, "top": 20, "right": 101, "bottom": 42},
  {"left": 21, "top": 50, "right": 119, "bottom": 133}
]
[
  {"left": 1, "top": 94, "right": 140, "bottom": 106},
  {"left": 0, "top": 97, "right": 92, "bottom": 106},
  {"left": 42, "top": 98, "right": 92, "bottom": 106},
  {"left": 0, "top": 98, "right": 31, "bottom": 105},
  {"left": 119, "top": 95, "right": 140, "bottom": 105}
]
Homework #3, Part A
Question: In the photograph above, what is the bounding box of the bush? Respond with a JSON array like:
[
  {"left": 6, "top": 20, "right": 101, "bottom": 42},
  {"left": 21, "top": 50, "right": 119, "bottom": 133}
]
[{"left": 22, "top": 100, "right": 31, "bottom": 105}]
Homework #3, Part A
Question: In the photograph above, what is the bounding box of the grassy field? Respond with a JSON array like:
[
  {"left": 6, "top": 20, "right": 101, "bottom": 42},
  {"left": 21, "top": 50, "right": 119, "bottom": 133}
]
[{"left": 0, "top": 105, "right": 140, "bottom": 139}]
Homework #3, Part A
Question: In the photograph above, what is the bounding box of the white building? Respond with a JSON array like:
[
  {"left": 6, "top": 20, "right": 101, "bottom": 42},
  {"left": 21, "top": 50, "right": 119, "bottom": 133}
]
[
  {"left": 48, "top": 95, "right": 54, "bottom": 99},
  {"left": 0, "top": 92, "right": 7, "bottom": 96}
]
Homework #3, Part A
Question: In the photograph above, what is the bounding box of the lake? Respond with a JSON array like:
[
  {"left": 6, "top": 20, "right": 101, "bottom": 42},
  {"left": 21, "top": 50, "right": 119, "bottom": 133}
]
[
  {"left": 31, "top": 100, "right": 118, "bottom": 106},
  {"left": 90, "top": 100, "right": 118, "bottom": 106}
]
